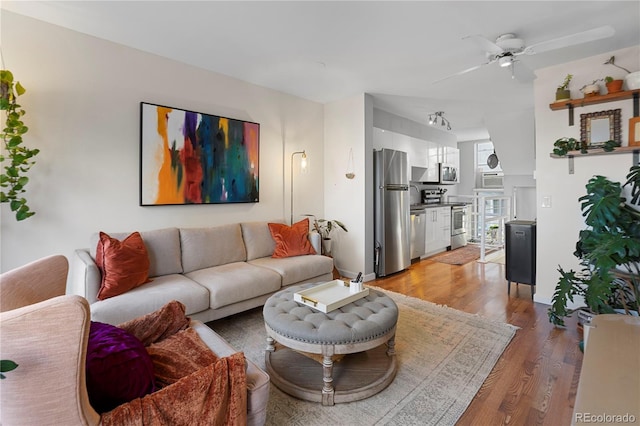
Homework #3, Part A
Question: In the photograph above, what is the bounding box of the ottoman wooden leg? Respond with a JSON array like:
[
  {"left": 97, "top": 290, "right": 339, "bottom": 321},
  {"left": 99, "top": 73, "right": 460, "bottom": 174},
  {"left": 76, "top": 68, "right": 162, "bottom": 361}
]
[
  {"left": 266, "top": 336, "right": 276, "bottom": 352},
  {"left": 322, "top": 354, "right": 335, "bottom": 406},
  {"left": 386, "top": 334, "right": 396, "bottom": 357}
]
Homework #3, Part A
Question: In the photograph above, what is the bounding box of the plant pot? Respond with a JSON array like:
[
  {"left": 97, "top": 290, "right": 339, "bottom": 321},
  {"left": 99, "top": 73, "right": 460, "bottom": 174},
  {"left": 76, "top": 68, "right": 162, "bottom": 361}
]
[
  {"left": 555, "top": 88, "right": 570, "bottom": 101},
  {"left": 322, "top": 238, "right": 332, "bottom": 256},
  {"left": 576, "top": 308, "right": 595, "bottom": 327},
  {"left": 582, "top": 84, "right": 600, "bottom": 98},
  {"left": 606, "top": 79, "right": 624, "bottom": 94},
  {"left": 624, "top": 71, "right": 640, "bottom": 90}
]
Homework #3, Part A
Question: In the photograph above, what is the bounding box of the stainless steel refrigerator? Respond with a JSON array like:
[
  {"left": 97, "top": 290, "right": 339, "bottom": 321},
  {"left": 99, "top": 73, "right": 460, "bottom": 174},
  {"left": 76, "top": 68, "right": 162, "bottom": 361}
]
[{"left": 374, "top": 148, "right": 410, "bottom": 277}]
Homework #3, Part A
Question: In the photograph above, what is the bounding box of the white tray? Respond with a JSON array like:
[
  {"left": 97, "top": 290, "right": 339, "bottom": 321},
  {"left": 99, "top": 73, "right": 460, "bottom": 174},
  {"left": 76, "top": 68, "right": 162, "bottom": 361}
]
[{"left": 294, "top": 280, "right": 369, "bottom": 313}]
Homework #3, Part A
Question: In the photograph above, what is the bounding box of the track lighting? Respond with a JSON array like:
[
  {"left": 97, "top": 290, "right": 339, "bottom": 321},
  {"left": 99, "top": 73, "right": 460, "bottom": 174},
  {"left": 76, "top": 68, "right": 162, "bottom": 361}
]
[{"left": 427, "top": 111, "right": 451, "bottom": 131}]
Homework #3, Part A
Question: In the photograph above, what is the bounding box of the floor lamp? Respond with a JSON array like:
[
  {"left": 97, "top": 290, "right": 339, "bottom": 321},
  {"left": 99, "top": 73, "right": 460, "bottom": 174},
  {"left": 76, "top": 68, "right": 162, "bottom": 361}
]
[{"left": 290, "top": 150, "right": 307, "bottom": 224}]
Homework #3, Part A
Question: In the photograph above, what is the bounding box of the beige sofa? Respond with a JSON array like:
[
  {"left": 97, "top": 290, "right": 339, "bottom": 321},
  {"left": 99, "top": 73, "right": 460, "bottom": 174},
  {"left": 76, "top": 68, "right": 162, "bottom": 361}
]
[{"left": 71, "top": 221, "right": 333, "bottom": 325}]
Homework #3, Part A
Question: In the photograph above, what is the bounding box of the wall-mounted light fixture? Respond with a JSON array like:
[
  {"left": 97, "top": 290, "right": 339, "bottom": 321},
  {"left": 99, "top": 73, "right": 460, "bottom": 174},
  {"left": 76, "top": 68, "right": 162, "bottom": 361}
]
[
  {"left": 290, "top": 150, "right": 307, "bottom": 224},
  {"left": 427, "top": 111, "right": 452, "bottom": 131}
]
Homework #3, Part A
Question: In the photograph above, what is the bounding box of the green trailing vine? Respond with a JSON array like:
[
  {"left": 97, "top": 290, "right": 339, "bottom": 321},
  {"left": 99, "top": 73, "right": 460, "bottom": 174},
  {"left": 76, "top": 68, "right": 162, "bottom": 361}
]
[
  {"left": 1, "top": 70, "right": 39, "bottom": 221},
  {"left": 552, "top": 136, "right": 620, "bottom": 156}
]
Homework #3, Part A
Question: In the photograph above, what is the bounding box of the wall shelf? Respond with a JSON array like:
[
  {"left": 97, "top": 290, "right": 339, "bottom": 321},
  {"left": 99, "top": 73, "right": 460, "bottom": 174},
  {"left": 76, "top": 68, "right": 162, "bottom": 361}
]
[
  {"left": 550, "top": 146, "right": 640, "bottom": 174},
  {"left": 549, "top": 89, "right": 639, "bottom": 126},
  {"left": 549, "top": 145, "right": 640, "bottom": 158},
  {"left": 549, "top": 89, "right": 640, "bottom": 111}
]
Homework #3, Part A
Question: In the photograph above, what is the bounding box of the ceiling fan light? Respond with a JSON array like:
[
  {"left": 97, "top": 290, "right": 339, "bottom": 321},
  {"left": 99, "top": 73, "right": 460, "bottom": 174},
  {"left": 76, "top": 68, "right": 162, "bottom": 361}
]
[{"left": 498, "top": 56, "right": 512, "bottom": 67}]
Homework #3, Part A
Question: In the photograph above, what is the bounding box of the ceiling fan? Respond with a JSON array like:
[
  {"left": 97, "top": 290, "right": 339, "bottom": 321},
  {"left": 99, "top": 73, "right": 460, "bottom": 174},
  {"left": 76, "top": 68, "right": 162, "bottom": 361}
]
[{"left": 433, "top": 25, "right": 615, "bottom": 83}]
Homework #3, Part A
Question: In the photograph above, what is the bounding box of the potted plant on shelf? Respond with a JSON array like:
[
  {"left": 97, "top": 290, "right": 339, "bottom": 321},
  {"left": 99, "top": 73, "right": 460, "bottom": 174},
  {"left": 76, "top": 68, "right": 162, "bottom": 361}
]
[
  {"left": 556, "top": 74, "right": 572, "bottom": 101},
  {"left": 580, "top": 79, "right": 602, "bottom": 98},
  {"left": 548, "top": 165, "right": 640, "bottom": 327},
  {"left": 605, "top": 76, "right": 624, "bottom": 94},
  {"left": 1, "top": 69, "right": 39, "bottom": 221},
  {"left": 552, "top": 136, "right": 619, "bottom": 156}
]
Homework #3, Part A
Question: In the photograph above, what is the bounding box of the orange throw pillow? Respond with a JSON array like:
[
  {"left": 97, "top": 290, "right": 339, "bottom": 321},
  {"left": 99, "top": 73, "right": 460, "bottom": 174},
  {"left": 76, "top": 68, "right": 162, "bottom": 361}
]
[
  {"left": 96, "top": 232, "right": 151, "bottom": 300},
  {"left": 268, "top": 218, "right": 316, "bottom": 258}
]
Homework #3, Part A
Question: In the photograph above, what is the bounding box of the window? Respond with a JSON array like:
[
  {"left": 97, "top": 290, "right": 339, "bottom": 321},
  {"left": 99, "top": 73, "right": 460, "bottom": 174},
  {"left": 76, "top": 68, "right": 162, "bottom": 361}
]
[{"left": 475, "top": 141, "right": 502, "bottom": 172}]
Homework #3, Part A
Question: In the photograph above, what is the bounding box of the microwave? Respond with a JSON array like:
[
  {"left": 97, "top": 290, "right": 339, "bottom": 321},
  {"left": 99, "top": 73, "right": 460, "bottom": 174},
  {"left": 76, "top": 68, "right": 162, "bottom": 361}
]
[{"left": 439, "top": 163, "right": 458, "bottom": 184}]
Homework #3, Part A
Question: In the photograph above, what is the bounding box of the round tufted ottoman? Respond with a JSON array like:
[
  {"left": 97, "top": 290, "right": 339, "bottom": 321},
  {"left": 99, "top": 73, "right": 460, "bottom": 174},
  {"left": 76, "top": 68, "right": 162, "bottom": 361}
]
[{"left": 263, "top": 282, "right": 399, "bottom": 406}]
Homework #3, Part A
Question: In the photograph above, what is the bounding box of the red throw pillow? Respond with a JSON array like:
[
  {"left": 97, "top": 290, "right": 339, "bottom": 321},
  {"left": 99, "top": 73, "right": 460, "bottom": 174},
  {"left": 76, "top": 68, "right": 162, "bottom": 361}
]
[
  {"left": 96, "top": 231, "right": 151, "bottom": 300},
  {"left": 86, "top": 321, "right": 156, "bottom": 413},
  {"left": 268, "top": 218, "right": 316, "bottom": 258}
]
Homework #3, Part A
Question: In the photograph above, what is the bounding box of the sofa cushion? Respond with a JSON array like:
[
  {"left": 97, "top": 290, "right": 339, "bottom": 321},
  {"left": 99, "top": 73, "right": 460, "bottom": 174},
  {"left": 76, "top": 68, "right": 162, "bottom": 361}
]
[
  {"left": 180, "top": 224, "right": 247, "bottom": 274},
  {"left": 90, "top": 228, "right": 182, "bottom": 277},
  {"left": 90, "top": 274, "right": 210, "bottom": 325},
  {"left": 86, "top": 321, "right": 156, "bottom": 413},
  {"left": 96, "top": 232, "right": 151, "bottom": 300},
  {"left": 185, "top": 262, "right": 281, "bottom": 310},
  {"left": 268, "top": 218, "right": 317, "bottom": 258},
  {"left": 249, "top": 255, "right": 334, "bottom": 286},
  {"left": 241, "top": 221, "right": 281, "bottom": 260}
]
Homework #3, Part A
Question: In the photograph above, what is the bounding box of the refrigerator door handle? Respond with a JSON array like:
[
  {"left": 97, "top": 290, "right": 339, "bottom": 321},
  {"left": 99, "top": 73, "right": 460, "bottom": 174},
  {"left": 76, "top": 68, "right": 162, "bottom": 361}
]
[{"left": 384, "top": 184, "right": 409, "bottom": 191}]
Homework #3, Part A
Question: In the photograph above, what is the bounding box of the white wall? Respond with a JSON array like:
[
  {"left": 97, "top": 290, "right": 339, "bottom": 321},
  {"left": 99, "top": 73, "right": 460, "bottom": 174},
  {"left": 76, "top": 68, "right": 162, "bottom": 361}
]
[
  {"left": 534, "top": 45, "right": 639, "bottom": 305},
  {"left": 323, "top": 94, "right": 368, "bottom": 279},
  {"left": 0, "top": 12, "right": 325, "bottom": 273}
]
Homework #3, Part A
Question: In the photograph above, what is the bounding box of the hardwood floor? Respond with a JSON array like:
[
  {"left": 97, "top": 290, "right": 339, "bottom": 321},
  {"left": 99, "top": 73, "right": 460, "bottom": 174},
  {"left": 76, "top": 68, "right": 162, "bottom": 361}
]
[{"left": 371, "top": 254, "right": 583, "bottom": 426}]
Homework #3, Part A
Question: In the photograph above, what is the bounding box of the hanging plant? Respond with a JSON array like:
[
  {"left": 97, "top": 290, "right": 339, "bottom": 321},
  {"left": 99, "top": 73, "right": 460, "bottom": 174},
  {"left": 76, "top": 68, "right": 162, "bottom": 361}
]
[{"left": 1, "top": 70, "right": 39, "bottom": 221}]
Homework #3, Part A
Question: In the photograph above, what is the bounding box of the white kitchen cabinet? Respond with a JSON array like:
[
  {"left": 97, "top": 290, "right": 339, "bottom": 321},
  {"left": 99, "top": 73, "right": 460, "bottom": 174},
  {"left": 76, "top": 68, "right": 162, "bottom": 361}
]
[
  {"left": 441, "top": 146, "right": 460, "bottom": 167},
  {"left": 423, "top": 206, "right": 451, "bottom": 256}
]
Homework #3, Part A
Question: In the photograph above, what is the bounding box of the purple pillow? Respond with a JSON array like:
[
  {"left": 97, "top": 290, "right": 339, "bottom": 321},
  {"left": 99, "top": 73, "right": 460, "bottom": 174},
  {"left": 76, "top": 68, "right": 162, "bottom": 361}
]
[{"left": 86, "top": 321, "right": 156, "bottom": 413}]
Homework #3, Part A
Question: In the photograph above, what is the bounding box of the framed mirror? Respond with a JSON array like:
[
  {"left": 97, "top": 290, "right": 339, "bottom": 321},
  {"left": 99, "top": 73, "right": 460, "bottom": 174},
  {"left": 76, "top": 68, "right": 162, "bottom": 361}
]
[{"left": 580, "top": 109, "right": 621, "bottom": 148}]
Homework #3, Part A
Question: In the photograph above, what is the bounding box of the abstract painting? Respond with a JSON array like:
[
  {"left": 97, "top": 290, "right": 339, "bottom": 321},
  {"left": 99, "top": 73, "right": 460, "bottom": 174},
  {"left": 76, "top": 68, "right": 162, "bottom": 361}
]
[{"left": 140, "top": 102, "right": 259, "bottom": 205}]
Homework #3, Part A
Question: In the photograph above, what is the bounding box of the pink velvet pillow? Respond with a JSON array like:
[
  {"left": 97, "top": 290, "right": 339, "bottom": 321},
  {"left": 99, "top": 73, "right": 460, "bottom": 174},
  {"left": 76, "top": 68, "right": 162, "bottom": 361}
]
[
  {"left": 96, "top": 231, "right": 151, "bottom": 300},
  {"left": 86, "top": 321, "right": 156, "bottom": 413},
  {"left": 268, "top": 218, "right": 316, "bottom": 258}
]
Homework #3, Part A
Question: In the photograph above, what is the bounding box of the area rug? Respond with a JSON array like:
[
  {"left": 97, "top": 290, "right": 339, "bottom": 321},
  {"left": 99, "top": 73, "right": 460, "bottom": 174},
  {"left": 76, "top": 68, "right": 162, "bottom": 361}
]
[
  {"left": 207, "top": 287, "right": 517, "bottom": 425},
  {"left": 430, "top": 244, "right": 485, "bottom": 265}
]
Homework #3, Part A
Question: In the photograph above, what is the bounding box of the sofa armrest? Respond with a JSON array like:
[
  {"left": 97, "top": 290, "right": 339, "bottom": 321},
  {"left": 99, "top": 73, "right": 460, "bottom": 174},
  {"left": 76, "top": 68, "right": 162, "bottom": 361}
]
[
  {"left": 191, "top": 320, "right": 269, "bottom": 426},
  {"left": 70, "top": 249, "right": 101, "bottom": 304},
  {"left": 0, "top": 295, "right": 100, "bottom": 425},
  {"left": 309, "top": 231, "right": 321, "bottom": 255}
]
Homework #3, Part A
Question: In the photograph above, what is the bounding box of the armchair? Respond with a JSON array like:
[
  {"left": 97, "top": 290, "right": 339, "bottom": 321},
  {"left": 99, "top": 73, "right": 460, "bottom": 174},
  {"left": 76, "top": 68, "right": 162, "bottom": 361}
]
[{"left": 0, "top": 256, "right": 269, "bottom": 425}]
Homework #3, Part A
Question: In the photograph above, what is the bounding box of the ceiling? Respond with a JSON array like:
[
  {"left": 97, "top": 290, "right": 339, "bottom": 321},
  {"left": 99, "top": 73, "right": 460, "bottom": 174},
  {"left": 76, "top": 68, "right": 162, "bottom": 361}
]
[{"left": 3, "top": 1, "right": 639, "bottom": 141}]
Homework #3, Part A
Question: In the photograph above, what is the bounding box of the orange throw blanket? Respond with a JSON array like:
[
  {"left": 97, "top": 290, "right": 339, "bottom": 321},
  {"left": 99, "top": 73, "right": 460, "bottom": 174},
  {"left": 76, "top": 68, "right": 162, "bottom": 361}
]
[
  {"left": 101, "top": 301, "right": 247, "bottom": 425},
  {"left": 101, "top": 352, "right": 247, "bottom": 426}
]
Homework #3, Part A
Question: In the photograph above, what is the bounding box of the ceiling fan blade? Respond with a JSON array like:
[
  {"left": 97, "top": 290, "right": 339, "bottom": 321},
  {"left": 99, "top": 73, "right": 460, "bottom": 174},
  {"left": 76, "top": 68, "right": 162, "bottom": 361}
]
[
  {"left": 523, "top": 25, "right": 615, "bottom": 55},
  {"left": 463, "top": 34, "right": 504, "bottom": 56},
  {"left": 432, "top": 61, "right": 495, "bottom": 84}
]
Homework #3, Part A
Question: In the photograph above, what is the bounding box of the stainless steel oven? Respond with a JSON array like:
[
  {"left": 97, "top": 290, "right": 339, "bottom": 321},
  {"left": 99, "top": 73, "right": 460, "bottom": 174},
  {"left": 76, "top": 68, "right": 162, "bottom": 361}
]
[{"left": 451, "top": 204, "right": 468, "bottom": 249}]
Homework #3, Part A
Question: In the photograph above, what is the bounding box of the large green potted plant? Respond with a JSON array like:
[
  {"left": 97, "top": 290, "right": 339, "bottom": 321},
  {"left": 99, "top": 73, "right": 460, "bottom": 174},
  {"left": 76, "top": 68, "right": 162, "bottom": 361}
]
[
  {"left": 1, "top": 70, "right": 39, "bottom": 221},
  {"left": 548, "top": 165, "right": 640, "bottom": 327}
]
